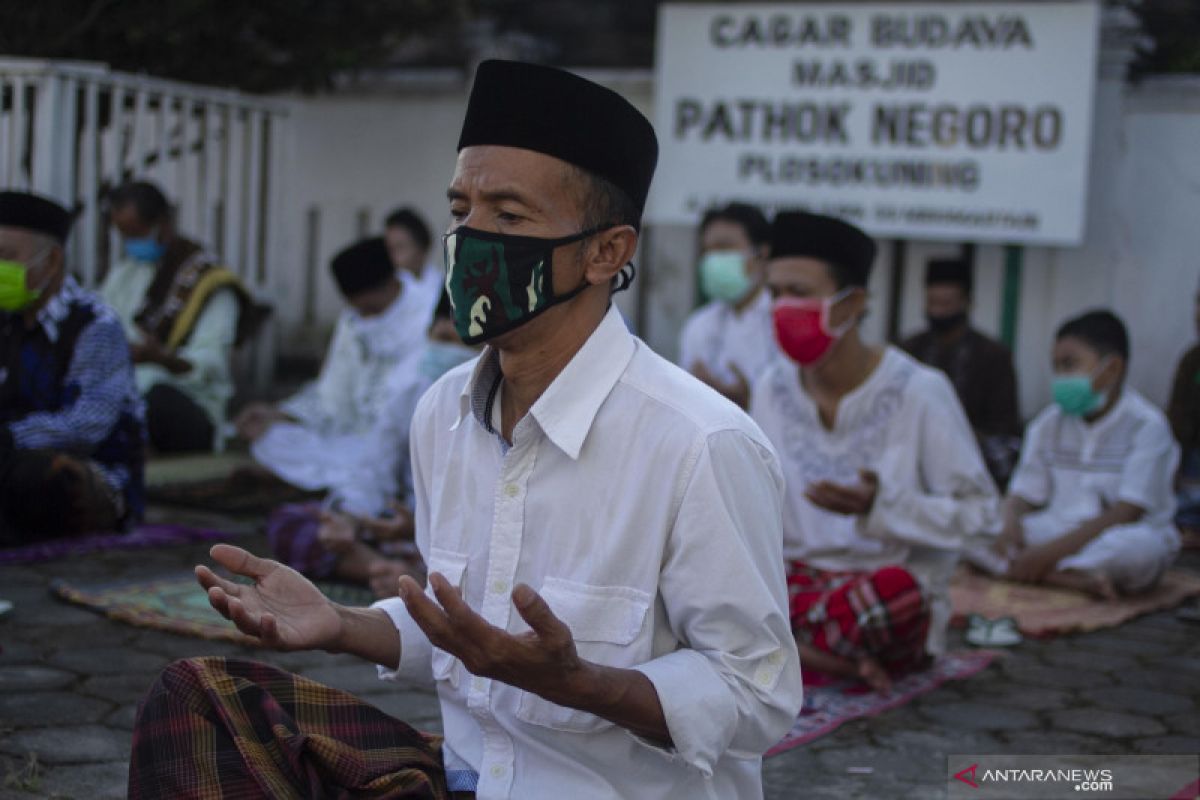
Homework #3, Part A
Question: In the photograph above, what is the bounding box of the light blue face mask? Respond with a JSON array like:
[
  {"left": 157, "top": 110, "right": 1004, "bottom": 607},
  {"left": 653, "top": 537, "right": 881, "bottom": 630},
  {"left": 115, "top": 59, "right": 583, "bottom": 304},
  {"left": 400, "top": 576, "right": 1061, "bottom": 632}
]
[
  {"left": 419, "top": 339, "right": 477, "bottom": 381},
  {"left": 124, "top": 237, "right": 165, "bottom": 263},
  {"left": 699, "top": 251, "right": 752, "bottom": 304}
]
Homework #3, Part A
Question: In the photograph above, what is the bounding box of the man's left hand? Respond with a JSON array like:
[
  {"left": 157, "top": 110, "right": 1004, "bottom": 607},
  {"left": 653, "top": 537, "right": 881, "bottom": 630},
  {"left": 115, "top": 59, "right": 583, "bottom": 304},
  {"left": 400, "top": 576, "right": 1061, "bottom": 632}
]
[
  {"left": 398, "top": 573, "right": 587, "bottom": 706},
  {"left": 131, "top": 328, "right": 169, "bottom": 365},
  {"left": 806, "top": 470, "right": 879, "bottom": 516}
]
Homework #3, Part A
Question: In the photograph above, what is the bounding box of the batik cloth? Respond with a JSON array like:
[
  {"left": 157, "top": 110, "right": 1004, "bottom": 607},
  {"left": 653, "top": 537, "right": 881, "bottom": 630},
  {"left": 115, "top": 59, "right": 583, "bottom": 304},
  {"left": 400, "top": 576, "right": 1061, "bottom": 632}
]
[
  {"left": 786, "top": 560, "right": 930, "bottom": 675},
  {"left": 129, "top": 657, "right": 452, "bottom": 799}
]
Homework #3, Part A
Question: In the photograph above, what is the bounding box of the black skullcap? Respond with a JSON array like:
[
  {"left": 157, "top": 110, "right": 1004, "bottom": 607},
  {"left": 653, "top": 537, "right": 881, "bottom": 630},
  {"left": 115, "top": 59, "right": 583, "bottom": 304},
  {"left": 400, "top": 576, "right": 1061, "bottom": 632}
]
[
  {"left": 457, "top": 60, "right": 659, "bottom": 214},
  {"left": 330, "top": 237, "right": 394, "bottom": 297},
  {"left": 0, "top": 191, "right": 72, "bottom": 244},
  {"left": 769, "top": 211, "right": 877, "bottom": 287},
  {"left": 925, "top": 258, "right": 973, "bottom": 294}
]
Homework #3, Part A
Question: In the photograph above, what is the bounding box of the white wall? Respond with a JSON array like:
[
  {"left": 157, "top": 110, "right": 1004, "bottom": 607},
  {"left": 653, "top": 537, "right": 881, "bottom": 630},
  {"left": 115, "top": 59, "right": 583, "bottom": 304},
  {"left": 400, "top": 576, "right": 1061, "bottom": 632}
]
[{"left": 277, "top": 70, "right": 1200, "bottom": 417}]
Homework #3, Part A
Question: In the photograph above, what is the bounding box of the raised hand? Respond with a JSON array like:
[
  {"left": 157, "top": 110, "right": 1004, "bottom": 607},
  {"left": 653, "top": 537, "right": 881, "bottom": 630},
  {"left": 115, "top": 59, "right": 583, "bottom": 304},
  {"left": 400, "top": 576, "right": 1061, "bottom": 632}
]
[
  {"left": 195, "top": 544, "right": 344, "bottom": 651},
  {"left": 397, "top": 573, "right": 586, "bottom": 706}
]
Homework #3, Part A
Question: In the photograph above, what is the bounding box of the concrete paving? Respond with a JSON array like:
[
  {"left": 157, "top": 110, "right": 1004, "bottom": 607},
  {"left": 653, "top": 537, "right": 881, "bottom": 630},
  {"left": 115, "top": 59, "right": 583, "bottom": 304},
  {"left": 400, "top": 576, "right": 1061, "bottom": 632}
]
[{"left": 1, "top": 509, "right": 1197, "bottom": 799}]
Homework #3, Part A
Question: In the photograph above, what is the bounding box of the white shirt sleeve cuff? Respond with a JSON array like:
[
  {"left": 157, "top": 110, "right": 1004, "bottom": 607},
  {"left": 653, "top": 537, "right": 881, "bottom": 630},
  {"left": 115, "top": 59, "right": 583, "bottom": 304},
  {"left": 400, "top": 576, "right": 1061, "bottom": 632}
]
[
  {"left": 633, "top": 648, "right": 739, "bottom": 778},
  {"left": 370, "top": 597, "right": 435, "bottom": 688}
]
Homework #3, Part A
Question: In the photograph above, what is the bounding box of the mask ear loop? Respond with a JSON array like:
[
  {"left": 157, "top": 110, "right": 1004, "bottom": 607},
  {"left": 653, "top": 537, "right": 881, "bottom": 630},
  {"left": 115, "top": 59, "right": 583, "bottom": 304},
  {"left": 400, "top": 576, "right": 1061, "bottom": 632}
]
[
  {"left": 820, "top": 286, "right": 858, "bottom": 337},
  {"left": 611, "top": 262, "right": 636, "bottom": 294}
]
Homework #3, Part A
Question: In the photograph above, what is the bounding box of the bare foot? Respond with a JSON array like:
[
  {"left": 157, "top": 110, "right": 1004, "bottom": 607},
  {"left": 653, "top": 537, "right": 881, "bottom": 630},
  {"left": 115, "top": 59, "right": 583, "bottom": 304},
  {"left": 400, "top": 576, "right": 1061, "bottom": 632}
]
[
  {"left": 1044, "top": 569, "right": 1118, "bottom": 601},
  {"left": 856, "top": 657, "right": 893, "bottom": 694},
  {"left": 367, "top": 559, "right": 422, "bottom": 599}
]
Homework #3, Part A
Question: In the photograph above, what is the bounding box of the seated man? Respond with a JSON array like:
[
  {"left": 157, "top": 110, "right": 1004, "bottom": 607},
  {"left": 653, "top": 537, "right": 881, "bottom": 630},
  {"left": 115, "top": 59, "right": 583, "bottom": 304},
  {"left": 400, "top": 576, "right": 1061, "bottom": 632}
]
[
  {"left": 0, "top": 191, "right": 145, "bottom": 543},
  {"left": 751, "top": 211, "right": 999, "bottom": 693},
  {"left": 678, "top": 202, "right": 774, "bottom": 408},
  {"left": 266, "top": 292, "right": 480, "bottom": 597},
  {"left": 1168, "top": 282, "right": 1200, "bottom": 536},
  {"left": 100, "top": 180, "right": 254, "bottom": 453},
  {"left": 238, "top": 237, "right": 435, "bottom": 491},
  {"left": 901, "top": 258, "right": 1023, "bottom": 487},
  {"left": 129, "top": 60, "right": 801, "bottom": 800},
  {"left": 993, "top": 310, "right": 1180, "bottom": 598},
  {"left": 385, "top": 206, "right": 443, "bottom": 319}
]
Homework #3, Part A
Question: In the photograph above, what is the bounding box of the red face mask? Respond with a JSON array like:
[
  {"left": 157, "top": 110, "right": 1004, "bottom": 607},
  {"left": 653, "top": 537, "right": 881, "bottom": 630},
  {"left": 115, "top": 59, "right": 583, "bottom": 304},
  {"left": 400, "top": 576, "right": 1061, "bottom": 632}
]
[{"left": 772, "top": 289, "right": 855, "bottom": 366}]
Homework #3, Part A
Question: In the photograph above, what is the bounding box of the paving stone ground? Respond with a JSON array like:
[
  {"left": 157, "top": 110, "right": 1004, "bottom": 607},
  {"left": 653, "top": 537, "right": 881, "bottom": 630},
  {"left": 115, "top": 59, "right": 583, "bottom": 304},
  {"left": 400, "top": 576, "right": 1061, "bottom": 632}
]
[{"left": 1, "top": 504, "right": 1197, "bottom": 799}]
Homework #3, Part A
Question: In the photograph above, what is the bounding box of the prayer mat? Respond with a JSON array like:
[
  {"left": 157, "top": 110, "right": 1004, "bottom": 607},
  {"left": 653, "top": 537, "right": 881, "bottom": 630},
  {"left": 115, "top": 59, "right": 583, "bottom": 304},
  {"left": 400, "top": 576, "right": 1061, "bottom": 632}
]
[
  {"left": 50, "top": 572, "right": 376, "bottom": 644},
  {"left": 0, "top": 524, "right": 240, "bottom": 566},
  {"left": 950, "top": 566, "right": 1200, "bottom": 638},
  {"left": 766, "top": 650, "right": 997, "bottom": 756}
]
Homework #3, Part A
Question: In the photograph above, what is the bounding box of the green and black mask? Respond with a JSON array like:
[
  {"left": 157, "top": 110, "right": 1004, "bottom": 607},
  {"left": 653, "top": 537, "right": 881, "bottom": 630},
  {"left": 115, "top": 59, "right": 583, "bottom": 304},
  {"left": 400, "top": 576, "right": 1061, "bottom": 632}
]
[{"left": 443, "top": 225, "right": 606, "bottom": 344}]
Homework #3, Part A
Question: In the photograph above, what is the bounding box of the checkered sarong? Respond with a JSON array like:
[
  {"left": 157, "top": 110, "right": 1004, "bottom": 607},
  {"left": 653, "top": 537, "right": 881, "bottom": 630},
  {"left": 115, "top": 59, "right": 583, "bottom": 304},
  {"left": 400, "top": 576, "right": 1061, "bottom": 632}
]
[
  {"left": 786, "top": 561, "right": 930, "bottom": 675},
  {"left": 129, "top": 657, "right": 450, "bottom": 799}
]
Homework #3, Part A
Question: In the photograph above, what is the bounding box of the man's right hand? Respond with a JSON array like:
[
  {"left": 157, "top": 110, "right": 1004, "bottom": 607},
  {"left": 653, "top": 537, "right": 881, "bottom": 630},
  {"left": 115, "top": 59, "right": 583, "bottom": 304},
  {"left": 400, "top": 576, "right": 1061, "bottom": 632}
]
[{"left": 196, "top": 544, "right": 345, "bottom": 651}]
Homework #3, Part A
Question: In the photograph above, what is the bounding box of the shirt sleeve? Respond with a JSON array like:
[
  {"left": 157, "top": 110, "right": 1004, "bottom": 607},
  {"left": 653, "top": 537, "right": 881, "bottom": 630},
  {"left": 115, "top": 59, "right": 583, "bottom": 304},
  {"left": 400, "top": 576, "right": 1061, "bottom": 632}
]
[
  {"left": 280, "top": 314, "right": 354, "bottom": 428},
  {"left": 330, "top": 361, "right": 426, "bottom": 515},
  {"left": 677, "top": 311, "right": 704, "bottom": 371},
  {"left": 372, "top": 387, "right": 437, "bottom": 687},
  {"left": 1008, "top": 409, "right": 1055, "bottom": 507},
  {"left": 1117, "top": 412, "right": 1181, "bottom": 513},
  {"left": 859, "top": 373, "right": 1002, "bottom": 548},
  {"left": 632, "top": 428, "right": 803, "bottom": 776},
  {"left": 9, "top": 315, "right": 137, "bottom": 452},
  {"left": 171, "top": 289, "right": 238, "bottom": 388}
]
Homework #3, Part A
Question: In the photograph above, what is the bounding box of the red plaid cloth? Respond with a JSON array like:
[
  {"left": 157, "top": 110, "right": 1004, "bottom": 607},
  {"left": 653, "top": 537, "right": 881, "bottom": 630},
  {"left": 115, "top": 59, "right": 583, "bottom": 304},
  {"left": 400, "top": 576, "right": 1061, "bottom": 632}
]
[
  {"left": 786, "top": 561, "right": 930, "bottom": 674},
  {"left": 129, "top": 657, "right": 450, "bottom": 799}
]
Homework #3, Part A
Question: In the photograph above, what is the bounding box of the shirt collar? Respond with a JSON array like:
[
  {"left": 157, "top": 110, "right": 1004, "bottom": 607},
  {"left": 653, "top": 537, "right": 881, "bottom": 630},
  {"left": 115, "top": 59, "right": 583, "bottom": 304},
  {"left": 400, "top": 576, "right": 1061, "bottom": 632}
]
[
  {"left": 33, "top": 276, "right": 82, "bottom": 343},
  {"left": 453, "top": 305, "right": 636, "bottom": 460}
]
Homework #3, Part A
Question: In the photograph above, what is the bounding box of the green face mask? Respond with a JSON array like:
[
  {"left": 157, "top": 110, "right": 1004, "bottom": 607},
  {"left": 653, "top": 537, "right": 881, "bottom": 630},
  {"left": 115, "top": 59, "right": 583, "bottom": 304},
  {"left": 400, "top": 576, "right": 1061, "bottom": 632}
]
[
  {"left": 699, "top": 251, "right": 752, "bottom": 304},
  {"left": 1051, "top": 361, "right": 1110, "bottom": 417},
  {"left": 0, "top": 260, "right": 41, "bottom": 312}
]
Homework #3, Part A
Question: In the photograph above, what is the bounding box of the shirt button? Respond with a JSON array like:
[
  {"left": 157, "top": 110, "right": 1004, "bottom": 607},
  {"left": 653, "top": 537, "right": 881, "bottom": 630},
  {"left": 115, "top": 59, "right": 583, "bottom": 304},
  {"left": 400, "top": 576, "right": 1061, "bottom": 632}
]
[
  {"left": 491, "top": 579, "right": 509, "bottom": 595},
  {"left": 767, "top": 651, "right": 784, "bottom": 665},
  {"left": 471, "top": 676, "right": 485, "bottom": 691},
  {"left": 490, "top": 764, "right": 507, "bottom": 779},
  {"left": 504, "top": 483, "right": 519, "bottom": 498}
]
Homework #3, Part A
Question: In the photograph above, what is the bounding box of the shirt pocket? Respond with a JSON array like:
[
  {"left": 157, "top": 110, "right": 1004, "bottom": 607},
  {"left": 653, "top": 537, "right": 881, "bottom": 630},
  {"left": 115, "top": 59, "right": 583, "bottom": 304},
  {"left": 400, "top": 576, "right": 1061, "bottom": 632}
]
[
  {"left": 426, "top": 548, "right": 469, "bottom": 690},
  {"left": 516, "top": 577, "right": 652, "bottom": 734}
]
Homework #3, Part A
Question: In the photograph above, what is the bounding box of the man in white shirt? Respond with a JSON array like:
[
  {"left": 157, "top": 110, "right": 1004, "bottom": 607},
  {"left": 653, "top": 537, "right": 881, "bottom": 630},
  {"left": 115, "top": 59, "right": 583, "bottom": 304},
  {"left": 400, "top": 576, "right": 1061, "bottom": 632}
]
[
  {"left": 101, "top": 180, "right": 252, "bottom": 452},
  {"left": 678, "top": 202, "right": 775, "bottom": 409},
  {"left": 991, "top": 310, "right": 1181, "bottom": 598},
  {"left": 266, "top": 292, "right": 480, "bottom": 597},
  {"left": 237, "top": 237, "right": 435, "bottom": 491},
  {"left": 750, "top": 211, "right": 999, "bottom": 694},
  {"left": 130, "top": 60, "right": 802, "bottom": 800}
]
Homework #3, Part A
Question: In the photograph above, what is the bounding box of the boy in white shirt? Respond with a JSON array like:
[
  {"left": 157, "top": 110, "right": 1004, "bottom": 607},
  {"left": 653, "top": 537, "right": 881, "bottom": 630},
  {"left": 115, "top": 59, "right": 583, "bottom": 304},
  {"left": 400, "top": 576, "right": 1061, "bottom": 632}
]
[
  {"left": 993, "top": 310, "right": 1180, "bottom": 597},
  {"left": 678, "top": 202, "right": 775, "bottom": 409}
]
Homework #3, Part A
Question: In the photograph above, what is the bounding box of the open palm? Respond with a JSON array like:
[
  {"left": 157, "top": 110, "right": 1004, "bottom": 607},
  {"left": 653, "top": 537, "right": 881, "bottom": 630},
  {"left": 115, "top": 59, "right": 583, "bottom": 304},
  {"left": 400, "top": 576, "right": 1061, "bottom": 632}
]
[{"left": 196, "top": 544, "right": 343, "bottom": 651}]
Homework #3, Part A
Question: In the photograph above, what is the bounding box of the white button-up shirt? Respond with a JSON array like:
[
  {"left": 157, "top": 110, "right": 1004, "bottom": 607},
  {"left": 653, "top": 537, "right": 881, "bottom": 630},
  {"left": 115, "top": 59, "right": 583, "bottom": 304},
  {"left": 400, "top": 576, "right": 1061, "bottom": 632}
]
[
  {"left": 678, "top": 288, "right": 777, "bottom": 389},
  {"left": 374, "top": 305, "right": 802, "bottom": 800}
]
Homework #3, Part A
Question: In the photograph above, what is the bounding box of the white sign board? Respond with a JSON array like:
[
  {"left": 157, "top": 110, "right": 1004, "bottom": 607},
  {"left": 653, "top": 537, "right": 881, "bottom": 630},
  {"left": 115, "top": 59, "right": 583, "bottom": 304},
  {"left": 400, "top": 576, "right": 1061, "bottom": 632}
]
[{"left": 651, "top": 2, "right": 1100, "bottom": 245}]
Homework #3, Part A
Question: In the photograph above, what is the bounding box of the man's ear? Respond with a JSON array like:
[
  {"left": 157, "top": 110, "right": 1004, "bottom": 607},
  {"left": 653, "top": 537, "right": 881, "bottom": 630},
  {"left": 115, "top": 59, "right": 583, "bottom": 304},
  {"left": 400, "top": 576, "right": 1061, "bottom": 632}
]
[{"left": 583, "top": 225, "right": 638, "bottom": 286}]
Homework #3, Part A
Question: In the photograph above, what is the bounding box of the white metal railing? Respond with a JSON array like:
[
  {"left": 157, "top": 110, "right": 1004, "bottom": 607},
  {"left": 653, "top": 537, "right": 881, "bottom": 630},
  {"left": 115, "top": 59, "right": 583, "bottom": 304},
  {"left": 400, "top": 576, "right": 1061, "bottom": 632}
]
[{"left": 0, "top": 56, "right": 290, "bottom": 384}]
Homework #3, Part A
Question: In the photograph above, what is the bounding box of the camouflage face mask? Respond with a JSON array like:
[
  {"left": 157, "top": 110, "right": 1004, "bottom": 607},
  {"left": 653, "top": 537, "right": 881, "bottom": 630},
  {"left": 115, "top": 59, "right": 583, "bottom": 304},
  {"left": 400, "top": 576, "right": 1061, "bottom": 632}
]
[{"left": 442, "top": 225, "right": 604, "bottom": 344}]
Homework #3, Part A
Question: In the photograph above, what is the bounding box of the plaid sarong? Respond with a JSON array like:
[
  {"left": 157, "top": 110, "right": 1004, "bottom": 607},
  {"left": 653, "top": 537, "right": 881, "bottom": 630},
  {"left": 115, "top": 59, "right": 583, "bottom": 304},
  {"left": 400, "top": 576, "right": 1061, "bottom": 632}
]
[
  {"left": 786, "top": 561, "right": 930, "bottom": 675},
  {"left": 129, "top": 657, "right": 451, "bottom": 799}
]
